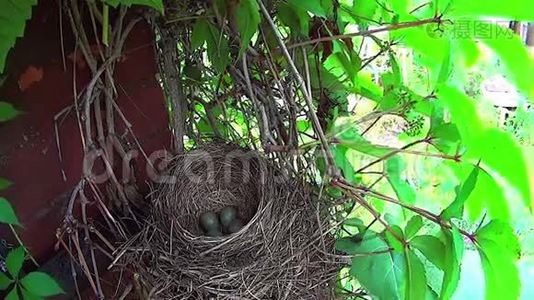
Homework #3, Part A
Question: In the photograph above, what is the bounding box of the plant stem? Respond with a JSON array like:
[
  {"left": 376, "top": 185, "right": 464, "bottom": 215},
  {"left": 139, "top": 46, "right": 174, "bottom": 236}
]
[
  {"left": 286, "top": 17, "right": 442, "bottom": 50},
  {"left": 355, "top": 138, "right": 430, "bottom": 173},
  {"left": 102, "top": 4, "right": 109, "bottom": 46},
  {"left": 9, "top": 225, "right": 39, "bottom": 267},
  {"left": 333, "top": 179, "right": 476, "bottom": 242}
]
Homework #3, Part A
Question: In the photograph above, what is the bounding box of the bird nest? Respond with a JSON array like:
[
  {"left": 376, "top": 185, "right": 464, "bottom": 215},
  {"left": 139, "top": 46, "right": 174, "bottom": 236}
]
[{"left": 116, "top": 143, "right": 338, "bottom": 299}]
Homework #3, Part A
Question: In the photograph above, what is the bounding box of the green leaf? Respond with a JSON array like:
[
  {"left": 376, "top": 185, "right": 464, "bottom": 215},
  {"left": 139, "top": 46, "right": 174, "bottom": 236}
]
[
  {"left": 429, "top": 123, "right": 461, "bottom": 155},
  {"left": 104, "top": 0, "right": 164, "bottom": 14},
  {"left": 476, "top": 129, "right": 531, "bottom": 210},
  {"left": 277, "top": 2, "right": 310, "bottom": 36},
  {"left": 205, "top": 24, "right": 230, "bottom": 74},
  {"left": 191, "top": 19, "right": 209, "bottom": 49},
  {"left": 347, "top": 232, "right": 405, "bottom": 300},
  {"left": 355, "top": 71, "right": 383, "bottom": 102},
  {"left": 453, "top": 38, "right": 480, "bottom": 68},
  {"left": 343, "top": 218, "right": 364, "bottom": 228},
  {"left": 0, "top": 197, "right": 20, "bottom": 225},
  {"left": 381, "top": 72, "right": 400, "bottom": 94},
  {"left": 405, "top": 249, "right": 427, "bottom": 300},
  {"left": 405, "top": 215, "right": 423, "bottom": 240},
  {"left": 332, "top": 145, "right": 357, "bottom": 183},
  {"left": 320, "top": 0, "right": 334, "bottom": 16},
  {"left": 389, "top": 52, "right": 402, "bottom": 85},
  {"left": 352, "top": 0, "right": 379, "bottom": 26},
  {"left": 0, "top": 102, "right": 20, "bottom": 122},
  {"left": 448, "top": 0, "right": 534, "bottom": 20},
  {"left": 330, "top": 121, "right": 393, "bottom": 157},
  {"left": 20, "top": 272, "right": 64, "bottom": 297},
  {"left": 287, "top": 0, "right": 327, "bottom": 17},
  {"left": 475, "top": 220, "right": 520, "bottom": 300},
  {"left": 5, "top": 287, "right": 20, "bottom": 300},
  {"left": 437, "top": 87, "right": 531, "bottom": 211},
  {"left": 20, "top": 288, "right": 42, "bottom": 300},
  {"left": 440, "top": 227, "right": 464, "bottom": 299},
  {"left": 436, "top": 41, "right": 452, "bottom": 84},
  {"left": 388, "top": 0, "right": 409, "bottom": 14},
  {"left": 324, "top": 49, "right": 360, "bottom": 85},
  {"left": 0, "top": 0, "right": 37, "bottom": 73},
  {"left": 335, "top": 236, "right": 361, "bottom": 254},
  {"left": 390, "top": 19, "right": 449, "bottom": 87},
  {"left": 476, "top": 221, "right": 520, "bottom": 257},
  {"left": 463, "top": 167, "right": 510, "bottom": 221},
  {"left": 441, "top": 164, "right": 480, "bottom": 220},
  {"left": 6, "top": 247, "right": 25, "bottom": 277},
  {"left": 385, "top": 225, "right": 405, "bottom": 252},
  {"left": 411, "top": 235, "right": 446, "bottom": 270},
  {"left": 435, "top": 86, "right": 484, "bottom": 145},
  {"left": 0, "top": 178, "right": 13, "bottom": 190},
  {"left": 235, "top": 0, "right": 260, "bottom": 55},
  {"left": 0, "top": 272, "right": 13, "bottom": 290},
  {"left": 386, "top": 157, "right": 416, "bottom": 204}
]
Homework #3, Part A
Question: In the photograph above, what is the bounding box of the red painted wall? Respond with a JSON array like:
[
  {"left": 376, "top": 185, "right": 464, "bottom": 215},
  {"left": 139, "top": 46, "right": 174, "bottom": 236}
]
[{"left": 0, "top": 2, "right": 170, "bottom": 263}]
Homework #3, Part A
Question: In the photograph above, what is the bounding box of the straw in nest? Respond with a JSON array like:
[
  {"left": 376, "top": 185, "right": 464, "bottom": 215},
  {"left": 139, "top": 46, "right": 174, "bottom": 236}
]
[{"left": 118, "top": 143, "right": 339, "bottom": 299}]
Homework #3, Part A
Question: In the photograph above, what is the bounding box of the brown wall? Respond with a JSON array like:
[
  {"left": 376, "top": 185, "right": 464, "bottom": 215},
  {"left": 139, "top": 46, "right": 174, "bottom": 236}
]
[{"left": 0, "top": 2, "right": 170, "bottom": 263}]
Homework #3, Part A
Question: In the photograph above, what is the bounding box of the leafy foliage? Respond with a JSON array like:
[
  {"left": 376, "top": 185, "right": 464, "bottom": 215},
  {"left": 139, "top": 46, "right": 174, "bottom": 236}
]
[
  {"left": 336, "top": 232, "right": 405, "bottom": 300},
  {"left": 20, "top": 272, "right": 65, "bottom": 297},
  {"left": 0, "top": 0, "right": 37, "bottom": 73},
  {"left": 0, "top": 197, "right": 20, "bottom": 225},
  {"left": 0, "top": 178, "right": 13, "bottom": 190},
  {"left": 440, "top": 227, "right": 465, "bottom": 299},
  {"left": 0, "top": 247, "right": 64, "bottom": 299},
  {"left": 0, "top": 102, "right": 20, "bottom": 122},
  {"left": 6, "top": 247, "right": 26, "bottom": 278},
  {"left": 475, "top": 221, "right": 521, "bottom": 300},
  {"left": 235, "top": 0, "right": 260, "bottom": 54},
  {"left": 441, "top": 164, "right": 480, "bottom": 220}
]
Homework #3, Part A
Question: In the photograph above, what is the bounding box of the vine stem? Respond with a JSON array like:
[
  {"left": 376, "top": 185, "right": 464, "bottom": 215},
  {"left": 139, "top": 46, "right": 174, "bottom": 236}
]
[
  {"left": 257, "top": 0, "right": 338, "bottom": 177},
  {"left": 8, "top": 225, "right": 39, "bottom": 267},
  {"left": 348, "top": 191, "right": 407, "bottom": 245},
  {"left": 355, "top": 138, "right": 430, "bottom": 173},
  {"left": 400, "top": 149, "right": 460, "bottom": 161},
  {"left": 332, "top": 179, "right": 476, "bottom": 242},
  {"left": 286, "top": 17, "right": 443, "bottom": 50}
]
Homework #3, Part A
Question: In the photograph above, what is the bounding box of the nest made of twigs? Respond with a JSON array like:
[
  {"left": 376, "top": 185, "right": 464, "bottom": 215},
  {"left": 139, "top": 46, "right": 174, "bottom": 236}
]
[{"left": 118, "top": 143, "right": 338, "bottom": 299}]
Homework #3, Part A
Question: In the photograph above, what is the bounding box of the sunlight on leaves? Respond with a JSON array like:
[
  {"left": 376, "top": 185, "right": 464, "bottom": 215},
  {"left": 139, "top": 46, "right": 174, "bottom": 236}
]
[{"left": 475, "top": 220, "right": 521, "bottom": 300}]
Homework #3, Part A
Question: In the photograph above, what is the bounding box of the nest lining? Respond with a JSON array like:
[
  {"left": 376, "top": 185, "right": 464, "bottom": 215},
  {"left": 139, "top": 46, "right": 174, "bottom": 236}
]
[{"left": 119, "top": 143, "right": 338, "bottom": 299}]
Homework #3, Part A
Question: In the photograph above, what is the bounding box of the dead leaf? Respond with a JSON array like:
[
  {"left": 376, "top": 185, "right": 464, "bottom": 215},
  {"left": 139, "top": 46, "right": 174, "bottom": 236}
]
[{"left": 18, "top": 66, "right": 44, "bottom": 91}]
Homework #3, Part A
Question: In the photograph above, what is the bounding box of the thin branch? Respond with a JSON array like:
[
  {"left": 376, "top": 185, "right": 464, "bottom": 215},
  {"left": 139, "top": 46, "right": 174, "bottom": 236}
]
[
  {"left": 355, "top": 138, "right": 430, "bottom": 173},
  {"left": 333, "top": 179, "right": 476, "bottom": 242},
  {"left": 8, "top": 225, "right": 39, "bottom": 267},
  {"left": 257, "top": 0, "right": 338, "bottom": 177},
  {"left": 287, "top": 17, "right": 442, "bottom": 50}
]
